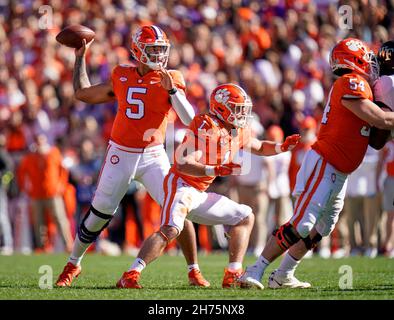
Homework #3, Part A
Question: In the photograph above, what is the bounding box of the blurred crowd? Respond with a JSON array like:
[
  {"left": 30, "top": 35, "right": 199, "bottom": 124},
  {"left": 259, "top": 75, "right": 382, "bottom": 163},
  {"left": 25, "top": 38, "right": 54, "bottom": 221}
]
[{"left": 0, "top": 0, "right": 394, "bottom": 258}]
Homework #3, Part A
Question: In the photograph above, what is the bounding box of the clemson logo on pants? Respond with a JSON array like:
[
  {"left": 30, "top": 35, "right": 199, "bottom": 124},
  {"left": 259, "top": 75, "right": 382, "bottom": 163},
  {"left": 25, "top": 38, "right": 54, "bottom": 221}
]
[{"left": 110, "top": 155, "right": 120, "bottom": 164}]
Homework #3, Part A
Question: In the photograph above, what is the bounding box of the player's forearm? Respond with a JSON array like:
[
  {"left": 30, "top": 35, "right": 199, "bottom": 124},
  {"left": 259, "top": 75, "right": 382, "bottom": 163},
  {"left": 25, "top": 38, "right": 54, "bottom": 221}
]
[
  {"left": 368, "top": 109, "right": 394, "bottom": 129},
  {"left": 169, "top": 89, "right": 195, "bottom": 125},
  {"left": 73, "top": 55, "right": 91, "bottom": 93},
  {"left": 250, "top": 140, "right": 283, "bottom": 156},
  {"left": 343, "top": 98, "right": 394, "bottom": 130},
  {"left": 379, "top": 112, "right": 394, "bottom": 130},
  {"left": 370, "top": 101, "right": 394, "bottom": 129},
  {"left": 176, "top": 159, "right": 209, "bottom": 177}
]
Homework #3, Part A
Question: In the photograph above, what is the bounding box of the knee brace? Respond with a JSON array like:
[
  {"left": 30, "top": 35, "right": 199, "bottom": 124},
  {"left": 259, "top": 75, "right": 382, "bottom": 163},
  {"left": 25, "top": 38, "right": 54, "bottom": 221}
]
[
  {"left": 273, "top": 222, "right": 301, "bottom": 251},
  {"left": 302, "top": 233, "right": 323, "bottom": 250},
  {"left": 78, "top": 206, "right": 113, "bottom": 244}
]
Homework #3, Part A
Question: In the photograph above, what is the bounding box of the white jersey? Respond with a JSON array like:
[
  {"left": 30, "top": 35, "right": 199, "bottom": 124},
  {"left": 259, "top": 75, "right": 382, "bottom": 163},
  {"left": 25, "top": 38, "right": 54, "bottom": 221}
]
[
  {"left": 374, "top": 75, "right": 394, "bottom": 108},
  {"left": 373, "top": 75, "right": 394, "bottom": 139}
]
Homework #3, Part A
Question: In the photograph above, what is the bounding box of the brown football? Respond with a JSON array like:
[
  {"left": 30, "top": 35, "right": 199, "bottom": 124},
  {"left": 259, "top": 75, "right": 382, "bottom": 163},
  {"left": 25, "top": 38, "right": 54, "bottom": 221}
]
[{"left": 56, "top": 25, "right": 95, "bottom": 49}]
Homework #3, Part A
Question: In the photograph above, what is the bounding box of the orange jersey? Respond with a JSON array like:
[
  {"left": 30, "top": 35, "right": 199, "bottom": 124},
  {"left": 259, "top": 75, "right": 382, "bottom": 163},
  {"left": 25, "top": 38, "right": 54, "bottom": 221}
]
[
  {"left": 171, "top": 114, "right": 250, "bottom": 191},
  {"left": 110, "top": 65, "right": 186, "bottom": 148},
  {"left": 6, "top": 128, "right": 26, "bottom": 152},
  {"left": 18, "top": 147, "right": 67, "bottom": 199},
  {"left": 312, "top": 73, "right": 373, "bottom": 173}
]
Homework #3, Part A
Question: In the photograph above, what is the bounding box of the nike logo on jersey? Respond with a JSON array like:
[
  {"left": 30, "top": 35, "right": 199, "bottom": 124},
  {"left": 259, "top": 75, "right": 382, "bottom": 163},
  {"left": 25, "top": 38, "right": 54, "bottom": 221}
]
[{"left": 150, "top": 80, "right": 161, "bottom": 85}]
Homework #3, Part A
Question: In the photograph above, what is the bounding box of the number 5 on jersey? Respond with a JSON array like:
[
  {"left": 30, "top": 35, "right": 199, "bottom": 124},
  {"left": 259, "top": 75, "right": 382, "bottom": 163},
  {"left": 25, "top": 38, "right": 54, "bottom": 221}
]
[{"left": 126, "top": 87, "right": 147, "bottom": 119}]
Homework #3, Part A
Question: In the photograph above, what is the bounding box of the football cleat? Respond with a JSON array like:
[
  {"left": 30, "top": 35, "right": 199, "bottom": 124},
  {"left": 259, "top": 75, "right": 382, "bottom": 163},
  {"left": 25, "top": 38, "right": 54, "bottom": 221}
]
[
  {"left": 55, "top": 262, "right": 81, "bottom": 287},
  {"left": 188, "top": 269, "right": 210, "bottom": 287},
  {"left": 222, "top": 268, "right": 243, "bottom": 288},
  {"left": 116, "top": 270, "right": 143, "bottom": 289},
  {"left": 238, "top": 265, "right": 264, "bottom": 290},
  {"left": 268, "top": 269, "right": 311, "bottom": 289}
]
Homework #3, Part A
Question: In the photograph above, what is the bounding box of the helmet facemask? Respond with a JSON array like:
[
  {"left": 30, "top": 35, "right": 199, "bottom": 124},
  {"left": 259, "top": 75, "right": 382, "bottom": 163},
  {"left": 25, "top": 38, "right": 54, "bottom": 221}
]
[
  {"left": 139, "top": 42, "right": 170, "bottom": 70},
  {"left": 364, "top": 51, "right": 380, "bottom": 82},
  {"left": 226, "top": 100, "right": 253, "bottom": 128}
]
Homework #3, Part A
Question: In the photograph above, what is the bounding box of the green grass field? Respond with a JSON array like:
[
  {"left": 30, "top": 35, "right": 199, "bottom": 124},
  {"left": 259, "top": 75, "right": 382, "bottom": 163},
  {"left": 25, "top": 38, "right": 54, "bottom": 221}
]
[{"left": 0, "top": 253, "right": 393, "bottom": 300}]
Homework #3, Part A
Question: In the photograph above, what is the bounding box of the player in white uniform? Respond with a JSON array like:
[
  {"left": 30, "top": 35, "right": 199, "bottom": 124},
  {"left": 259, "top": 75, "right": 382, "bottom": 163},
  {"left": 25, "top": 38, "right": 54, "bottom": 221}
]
[
  {"left": 374, "top": 40, "right": 394, "bottom": 137},
  {"left": 375, "top": 41, "right": 394, "bottom": 258}
]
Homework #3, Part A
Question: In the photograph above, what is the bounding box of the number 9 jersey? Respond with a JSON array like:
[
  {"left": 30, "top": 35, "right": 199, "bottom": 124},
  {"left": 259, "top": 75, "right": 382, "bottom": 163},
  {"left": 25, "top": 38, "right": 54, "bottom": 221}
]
[
  {"left": 312, "top": 73, "right": 373, "bottom": 173},
  {"left": 110, "top": 64, "right": 186, "bottom": 148}
]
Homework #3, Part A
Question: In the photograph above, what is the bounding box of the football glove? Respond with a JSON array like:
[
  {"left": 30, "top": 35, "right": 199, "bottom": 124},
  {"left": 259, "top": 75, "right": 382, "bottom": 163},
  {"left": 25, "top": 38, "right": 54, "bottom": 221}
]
[
  {"left": 281, "top": 134, "right": 301, "bottom": 152},
  {"left": 206, "top": 162, "right": 241, "bottom": 176}
]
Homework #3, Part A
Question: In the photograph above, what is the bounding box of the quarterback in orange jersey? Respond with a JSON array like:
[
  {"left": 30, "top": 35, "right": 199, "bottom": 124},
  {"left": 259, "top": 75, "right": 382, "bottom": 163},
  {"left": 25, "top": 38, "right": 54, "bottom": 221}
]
[
  {"left": 56, "top": 25, "right": 210, "bottom": 288},
  {"left": 115, "top": 84, "right": 300, "bottom": 289},
  {"left": 240, "top": 38, "right": 394, "bottom": 290}
]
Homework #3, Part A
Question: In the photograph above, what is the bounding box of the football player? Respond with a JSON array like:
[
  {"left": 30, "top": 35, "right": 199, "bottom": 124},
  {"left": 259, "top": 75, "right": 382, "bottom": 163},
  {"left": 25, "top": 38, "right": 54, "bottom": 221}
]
[
  {"left": 115, "top": 83, "right": 300, "bottom": 289},
  {"left": 374, "top": 40, "right": 394, "bottom": 257},
  {"left": 239, "top": 38, "right": 394, "bottom": 290},
  {"left": 56, "top": 25, "right": 210, "bottom": 287},
  {"left": 371, "top": 40, "right": 394, "bottom": 145}
]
